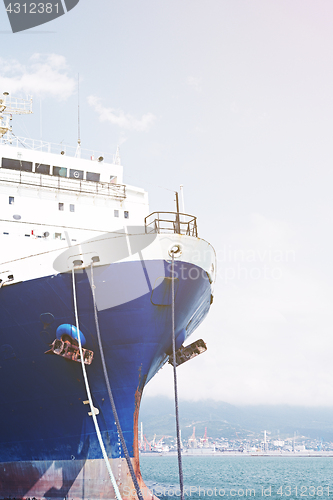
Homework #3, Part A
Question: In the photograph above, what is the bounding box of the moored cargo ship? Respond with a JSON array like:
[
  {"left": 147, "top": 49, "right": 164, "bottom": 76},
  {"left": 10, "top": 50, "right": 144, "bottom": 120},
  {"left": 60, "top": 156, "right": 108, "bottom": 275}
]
[{"left": 0, "top": 94, "right": 215, "bottom": 500}]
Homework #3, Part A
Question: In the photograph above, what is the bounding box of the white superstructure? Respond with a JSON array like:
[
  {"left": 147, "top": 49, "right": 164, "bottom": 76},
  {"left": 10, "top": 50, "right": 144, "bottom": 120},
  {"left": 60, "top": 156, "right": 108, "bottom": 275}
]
[
  {"left": 0, "top": 131, "right": 150, "bottom": 286},
  {"left": 0, "top": 139, "right": 148, "bottom": 238},
  {"left": 0, "top": 93, "right": 148, "bottom": 241}
]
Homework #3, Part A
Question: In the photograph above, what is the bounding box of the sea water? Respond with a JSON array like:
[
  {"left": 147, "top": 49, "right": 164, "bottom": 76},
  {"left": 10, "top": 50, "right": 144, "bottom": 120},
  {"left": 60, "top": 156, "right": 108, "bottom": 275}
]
[{"left": 140, "top": 455, "right": 333, "bottom": 500}]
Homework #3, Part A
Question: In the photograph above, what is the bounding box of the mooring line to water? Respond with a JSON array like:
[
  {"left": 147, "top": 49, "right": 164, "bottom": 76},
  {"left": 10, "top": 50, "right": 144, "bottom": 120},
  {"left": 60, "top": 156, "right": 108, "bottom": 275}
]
[
  {"left": 90, "top": 263, "right": 144, "bottom": 500},
  {"left": 71, "top": 267, "right": 122, "bottom": 500},
  {"left": 171, "top": 252, "right": 184, "bottom": 500}
]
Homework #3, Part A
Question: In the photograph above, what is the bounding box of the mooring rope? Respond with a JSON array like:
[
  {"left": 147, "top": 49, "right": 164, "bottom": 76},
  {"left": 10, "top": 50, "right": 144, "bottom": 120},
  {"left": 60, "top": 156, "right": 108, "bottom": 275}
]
[
  {"left": 71, "top": 267, "right": 122, "bottom": 500},
  {"left": 171, "top": 252, "right": 184, "bottom": 500},
  {"left": 90, "top": 263, "right": 144, "bottom": 500}
]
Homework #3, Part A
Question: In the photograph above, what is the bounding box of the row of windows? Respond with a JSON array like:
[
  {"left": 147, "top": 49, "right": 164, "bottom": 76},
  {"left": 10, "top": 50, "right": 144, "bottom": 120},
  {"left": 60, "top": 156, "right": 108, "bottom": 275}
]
[
  {"left": 2, "top": 231, "right": 76, "bottom": 241},
  {"left": 9, "top": 196, "right": 129, "bottom": 218},
  {"left": 59, "top": 203, "right": 75, "bottom": 212},
  {"left": 1, "top": 158, "right": 118, "bottom": 184},
  {"left": 57, "top": 204, "right": 129, "bottom": 218},
  {"left": 115, "top": 210, "right": 129, "bottom": 218}
]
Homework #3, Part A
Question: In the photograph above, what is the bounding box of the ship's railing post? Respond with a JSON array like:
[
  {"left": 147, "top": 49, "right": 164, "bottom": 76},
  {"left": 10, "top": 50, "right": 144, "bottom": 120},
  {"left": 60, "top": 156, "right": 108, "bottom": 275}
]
[{"left": 144, "top": 212, "right": 198, "bottom": 237}]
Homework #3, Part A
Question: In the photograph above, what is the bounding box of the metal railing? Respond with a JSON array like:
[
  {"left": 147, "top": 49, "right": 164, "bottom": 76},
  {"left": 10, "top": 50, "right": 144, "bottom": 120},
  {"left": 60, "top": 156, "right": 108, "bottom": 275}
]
[
  {"left": 0, "top": 135, "right": 115, "bottom": 163},
  {"left": 0, "top": 95, "right": 33, "bottom": 115},
  {"left": 0, "top": 168, "right": 126, "bottom": 200},
  {"left": 144, "top": 212, "right": 198, "bottom": 237}
]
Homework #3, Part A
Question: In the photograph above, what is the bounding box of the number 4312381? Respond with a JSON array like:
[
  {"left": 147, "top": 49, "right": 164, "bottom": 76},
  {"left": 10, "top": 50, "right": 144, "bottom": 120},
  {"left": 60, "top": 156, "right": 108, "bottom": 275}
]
[{"left": 5, "top": 3, "right": 59, "bottom": 14}]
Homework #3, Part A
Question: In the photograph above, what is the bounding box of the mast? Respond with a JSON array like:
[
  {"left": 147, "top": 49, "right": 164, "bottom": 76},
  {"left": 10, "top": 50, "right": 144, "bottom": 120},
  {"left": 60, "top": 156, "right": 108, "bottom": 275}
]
[{"left": 175, "top": 191, "right": 180, "bottom": 234}]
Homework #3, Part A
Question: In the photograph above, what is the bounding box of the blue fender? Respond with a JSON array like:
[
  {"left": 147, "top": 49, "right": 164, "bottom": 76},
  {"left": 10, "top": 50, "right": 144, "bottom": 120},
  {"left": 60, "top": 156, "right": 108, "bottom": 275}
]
[{"left": 56, "top": 324, "right": 86, "bottom": 347}]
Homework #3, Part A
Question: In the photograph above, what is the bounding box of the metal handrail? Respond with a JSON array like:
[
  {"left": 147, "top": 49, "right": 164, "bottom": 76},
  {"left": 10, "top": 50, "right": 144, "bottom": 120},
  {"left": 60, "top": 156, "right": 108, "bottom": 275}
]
[
  {"left": 0, "top": 168, "right": 126, "bottom": 200},
  {"left": 144, "top": 211, "right": 198, "bottom": 237},
  {"left": 0, "top": 135, "right": 115, "bottom": 163}
]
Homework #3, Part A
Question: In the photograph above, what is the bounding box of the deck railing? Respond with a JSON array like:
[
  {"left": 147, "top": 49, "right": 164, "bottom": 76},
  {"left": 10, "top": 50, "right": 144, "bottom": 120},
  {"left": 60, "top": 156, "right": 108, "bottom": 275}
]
[
  {"left": 0, "top": 168, "right": 126, "bottom": 200},
  {"left": 0, "top": 135, "right": 115, "bottom": 163},
  {"left": 144, "top": 212, "right": 198, "bottom": 237}
]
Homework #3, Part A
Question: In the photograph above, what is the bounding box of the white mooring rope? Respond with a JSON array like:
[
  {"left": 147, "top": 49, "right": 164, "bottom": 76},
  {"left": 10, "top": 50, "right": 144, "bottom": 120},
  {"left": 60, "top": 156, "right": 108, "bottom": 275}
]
[
  {"left": 171, "top": 252, "right": 184, "bottom": 500},
  {"left": 71, "top": 267, "right": 122, "bottom": 500}
]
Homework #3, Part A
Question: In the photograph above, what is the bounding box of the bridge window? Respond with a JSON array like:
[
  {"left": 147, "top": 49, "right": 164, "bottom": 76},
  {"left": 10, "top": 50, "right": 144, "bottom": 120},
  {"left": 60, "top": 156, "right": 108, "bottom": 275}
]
[
  {"left": 53, "top": 166, "right": 67, "bottom": 177},
  {"left": 87, "top": 172, "right": 100, "bottom": 182},
  {"left": 114, "top": 210, "right": 119, "bottom": 217},
  {"left": 2, "top": 158, "right": 32, "bottom": 171},
  {"left": 35, "top": 163, "right": 50, "bottom": 175},
  {"left": 70, "top": 204, "right": 75, "bottom": 212},
  {"left": 58, "top": 203, "right": 64, "bottom": 211},
  {"left": 9, "top": 196, "right": 14, "bottom": 205},
  {"left": 70, "top": 169, "right": 84, "bottom": 180},
  {"left": 110, "top": 175, "right": 117, "bottom": 184}
]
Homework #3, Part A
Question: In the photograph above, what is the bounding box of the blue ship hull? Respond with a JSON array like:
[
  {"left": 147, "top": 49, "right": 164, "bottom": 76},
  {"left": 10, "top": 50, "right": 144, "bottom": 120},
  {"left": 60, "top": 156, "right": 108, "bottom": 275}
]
[{"left": 0, "top": 259, "right": 212, "bottom": 499}]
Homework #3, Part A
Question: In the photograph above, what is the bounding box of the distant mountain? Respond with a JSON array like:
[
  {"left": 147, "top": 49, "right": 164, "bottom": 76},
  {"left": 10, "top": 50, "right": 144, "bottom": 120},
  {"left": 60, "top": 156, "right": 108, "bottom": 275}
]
[{"left": 139, "top": 397, "right": 333, "bottom": 441}]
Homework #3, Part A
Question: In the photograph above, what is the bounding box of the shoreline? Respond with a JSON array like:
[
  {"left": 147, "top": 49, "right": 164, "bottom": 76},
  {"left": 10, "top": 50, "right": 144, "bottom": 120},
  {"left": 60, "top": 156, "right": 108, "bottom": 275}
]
[{"left": 140, "top": 451, "right": 333, "bottom": 457}]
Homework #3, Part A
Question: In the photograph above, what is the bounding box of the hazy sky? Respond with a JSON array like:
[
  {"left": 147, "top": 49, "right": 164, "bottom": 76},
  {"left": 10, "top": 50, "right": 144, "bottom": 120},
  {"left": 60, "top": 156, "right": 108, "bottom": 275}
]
[{"left": 2, "top": 1, "right": 333, "bottom": 406}]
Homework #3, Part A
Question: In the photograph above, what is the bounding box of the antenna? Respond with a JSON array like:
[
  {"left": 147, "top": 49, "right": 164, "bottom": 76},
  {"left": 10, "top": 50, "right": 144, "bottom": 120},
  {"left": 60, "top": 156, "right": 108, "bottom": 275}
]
[
  {"left": 40, "top": 98, "right": 42, "bottom": 140},
  {"left": 75, "top": 74, "right": 81, "bottom": 158},
  {"left": 175, "top": 191, "right": 180, "bottom": 234}
]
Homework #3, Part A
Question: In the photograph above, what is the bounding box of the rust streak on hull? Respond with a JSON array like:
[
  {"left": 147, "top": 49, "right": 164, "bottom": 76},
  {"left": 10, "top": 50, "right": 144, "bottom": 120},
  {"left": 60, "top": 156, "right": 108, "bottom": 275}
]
[{"left": 133, "top": 386, "right": 143, "bottom": 486}]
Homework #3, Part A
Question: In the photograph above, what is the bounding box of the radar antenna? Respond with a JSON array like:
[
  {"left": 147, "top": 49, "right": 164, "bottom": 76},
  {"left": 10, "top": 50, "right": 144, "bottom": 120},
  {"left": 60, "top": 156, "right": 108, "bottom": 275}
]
[{"left": 0, "top": 92, "right": 33, "bottom": 138}]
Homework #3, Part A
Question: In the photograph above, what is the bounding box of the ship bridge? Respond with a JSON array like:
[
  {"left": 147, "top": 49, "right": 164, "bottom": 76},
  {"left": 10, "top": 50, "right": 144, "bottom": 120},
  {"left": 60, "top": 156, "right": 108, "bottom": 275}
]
[{"left": 0, "top": 135, "right": 125, "bottom": 200}]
